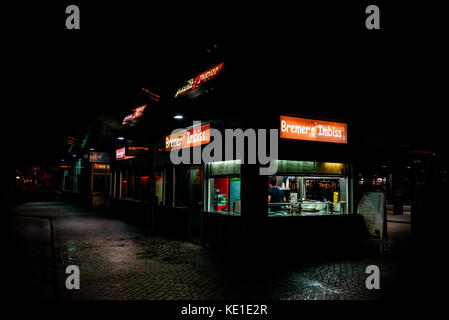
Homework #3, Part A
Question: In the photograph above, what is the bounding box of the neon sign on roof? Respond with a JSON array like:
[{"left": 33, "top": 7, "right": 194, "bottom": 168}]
[
  {"left": 122, "top": 104, "right": 147, "bottom": 125},
  {"left": 175, "top": 62, "right": 224, "bottom": 98}
]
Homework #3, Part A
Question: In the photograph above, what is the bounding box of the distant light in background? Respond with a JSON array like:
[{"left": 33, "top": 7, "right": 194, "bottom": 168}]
[
  {"left": 117, "top": 137, "right": 125, "bottom": 141},
  {"left": 90, "top": 148, "right": 95, "bottom": 151},
  {"left": 174, "top": 115, "right": 184, "bottom": 120}
]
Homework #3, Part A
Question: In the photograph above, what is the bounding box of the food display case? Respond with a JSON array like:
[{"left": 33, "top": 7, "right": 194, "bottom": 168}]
[{"left": 268, "top": 200, "right": 348, "bottom": 216}]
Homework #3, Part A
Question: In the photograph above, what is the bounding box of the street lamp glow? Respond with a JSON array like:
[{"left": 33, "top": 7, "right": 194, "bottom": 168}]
[
  {"left": 174, "top": 115, "right": 184, "bottom": 120},
  {"left": 117, "top": 137, "right": 125, "bottom": 141}
]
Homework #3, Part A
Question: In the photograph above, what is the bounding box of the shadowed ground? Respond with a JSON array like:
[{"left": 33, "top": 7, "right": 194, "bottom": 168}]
[{"left": 4, "top": 200, "right": 412, "bottom": 300}]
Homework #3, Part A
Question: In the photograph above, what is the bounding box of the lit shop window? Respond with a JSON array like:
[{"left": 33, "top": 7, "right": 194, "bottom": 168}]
[
  {"left": 205, "top": 160, "right": 241, "bottom": 216},
  {"left": 207, "top": 177, "right": 241, "bottom": 215},
  {"left": 268, "top": 176, "right": 349, "bottom": 216},
  {"left": 73, "top": 159, "right": 83, "bottom": 193},
  {"left": 63, "top": 171, "right": 73, "bottom": 192},
  {"left": 268, "top": 161, "right": 349, "bottom": 216}
]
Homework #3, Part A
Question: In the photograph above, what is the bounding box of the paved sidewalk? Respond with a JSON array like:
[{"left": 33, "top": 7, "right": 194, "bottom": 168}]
[
  {"left": 386, "top": 215, "right": 411, "bottom": 251},
  {"left": 387, "top": 214, "right": 411, "bottom": 224},
  {"left": 9, "top": 202, "right": 408, "bottom": 300},
  {"left": 5, "top": 215, "right": 54, "bottom": 300}
]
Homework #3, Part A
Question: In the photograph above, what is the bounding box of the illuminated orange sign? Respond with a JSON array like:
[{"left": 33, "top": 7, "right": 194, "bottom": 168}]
[
  {"left": 116, "top": 147, "right": 136, "bottom": 160},
  {"left": 175, "top": 78, "right": 195, "bottom": 98},
  {"left": 193, "top": 63, "right": 224, "bottom": 89},
  {"left": 93, "top": 164, "right": 110, "bottom": 170},
  {"left": 122, "top": 104, "right": 147, "bottom": 125},
  {"left": 280, "top": 116, "right": 348, "bottom": 144},
  {"left": 174, "top": 63, "right": 224, "bottom": 98},
  {"left": 165, "top": 123, "right": 210, "bottom": 151},
  {"left": 141, "top": 88, "right": 160, "bottom": 102}
]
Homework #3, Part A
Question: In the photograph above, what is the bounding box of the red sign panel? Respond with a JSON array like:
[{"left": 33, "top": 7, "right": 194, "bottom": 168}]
[
  {"left": 193, "top": 63, "right": 224, "bottom": 89},
  {"left": 116, "top": 147, "right": 136, "bottom": 161},
  {"left": 122, "top": 105, "right": 147, "bottom": 125},
  {"left": 164, "top": 124, "right": 210, "bottom": 151},
  {"left": 280, "top": 116, "right": 348, "bottom": 144},
  {"left": 116, "top": 147, "right": 126, "bottom": 160}
]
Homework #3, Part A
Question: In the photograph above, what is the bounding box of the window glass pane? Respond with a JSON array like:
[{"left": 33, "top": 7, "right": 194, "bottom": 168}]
[
  {"left": 174, "top": 167, "right": 189, "bottom": 207},
  {"left": 128, "top": 169, "right": 134, "bottom": 199},
  {"left": 93, "top": 174, "right": 106, "bottom": 193},
  {"left": 73, "top": 159, "right": 84, "bottom": 193},
  {"left": 164, "top": 168, "right": 173, "bottom": 206},
  {"left": 115, "top": 172, "right": 120, "bottom": 198},
  {"left": 121, "top": 170, "right": 128, "bottom": 198},
  {"left": 106, "top": 174, "right": 110, "bottom": 196},
  {"left": 189, "top": 168, "right": 203, "bottom": 210},
  {"left": 208, "top": 177, "right": 241, "bottom": 215},
  {"left": 155, "top": 171, "right": 164, "bottom": 205},
  {"left": 268, "top": 174, "right": 348, "bottom": 216},
  {"left": 164, "top": 166, "right": 203, "bottom": 208},
  {"left": 64, "top": 175, "right": 73, "bottom": 192},
  {"left": 140, "top": 174, "right": 150, "bottom": 201}
]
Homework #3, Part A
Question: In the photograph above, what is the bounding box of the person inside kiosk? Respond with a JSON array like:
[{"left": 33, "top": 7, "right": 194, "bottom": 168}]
[
  {"left": 268, "top": 173, "right": 348, "bottom": 216},
  {"left": 268, "top": 178, "right": 286, "bottom": 212}
]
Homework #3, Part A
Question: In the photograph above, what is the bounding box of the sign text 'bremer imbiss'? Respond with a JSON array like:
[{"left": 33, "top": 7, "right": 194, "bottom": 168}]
[
  {"left": 165, "top": 124, "right": 211, "bottom": 151},
  {"left": 280, "top": 115, "right": 348, "bottom": 144}
]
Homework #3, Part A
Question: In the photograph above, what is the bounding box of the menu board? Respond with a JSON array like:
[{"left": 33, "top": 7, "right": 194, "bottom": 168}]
[{"left": 357, "top": 192, "right": 386, "bottom": 239}]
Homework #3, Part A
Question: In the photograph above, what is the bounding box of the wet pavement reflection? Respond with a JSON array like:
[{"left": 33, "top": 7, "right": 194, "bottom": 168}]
[{"left": 6, "top": 202, "right": 408, "bottom": 300}]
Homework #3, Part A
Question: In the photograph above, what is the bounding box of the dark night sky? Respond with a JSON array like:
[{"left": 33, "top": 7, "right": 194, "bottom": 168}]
[
  {"left": 3, "top": 3, "right": 224, "bottom": 167},
  {"left": 2, "top": 2, "right": 447, "bottom": 172}
]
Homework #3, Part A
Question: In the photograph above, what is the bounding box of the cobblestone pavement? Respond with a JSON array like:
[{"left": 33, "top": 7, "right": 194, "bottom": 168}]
[
  {"left": 10, "top": 202, "right": 407, "bottom": 300},
  {"left": 5, "top": 215, "right": 55, "bottom": 300}
]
